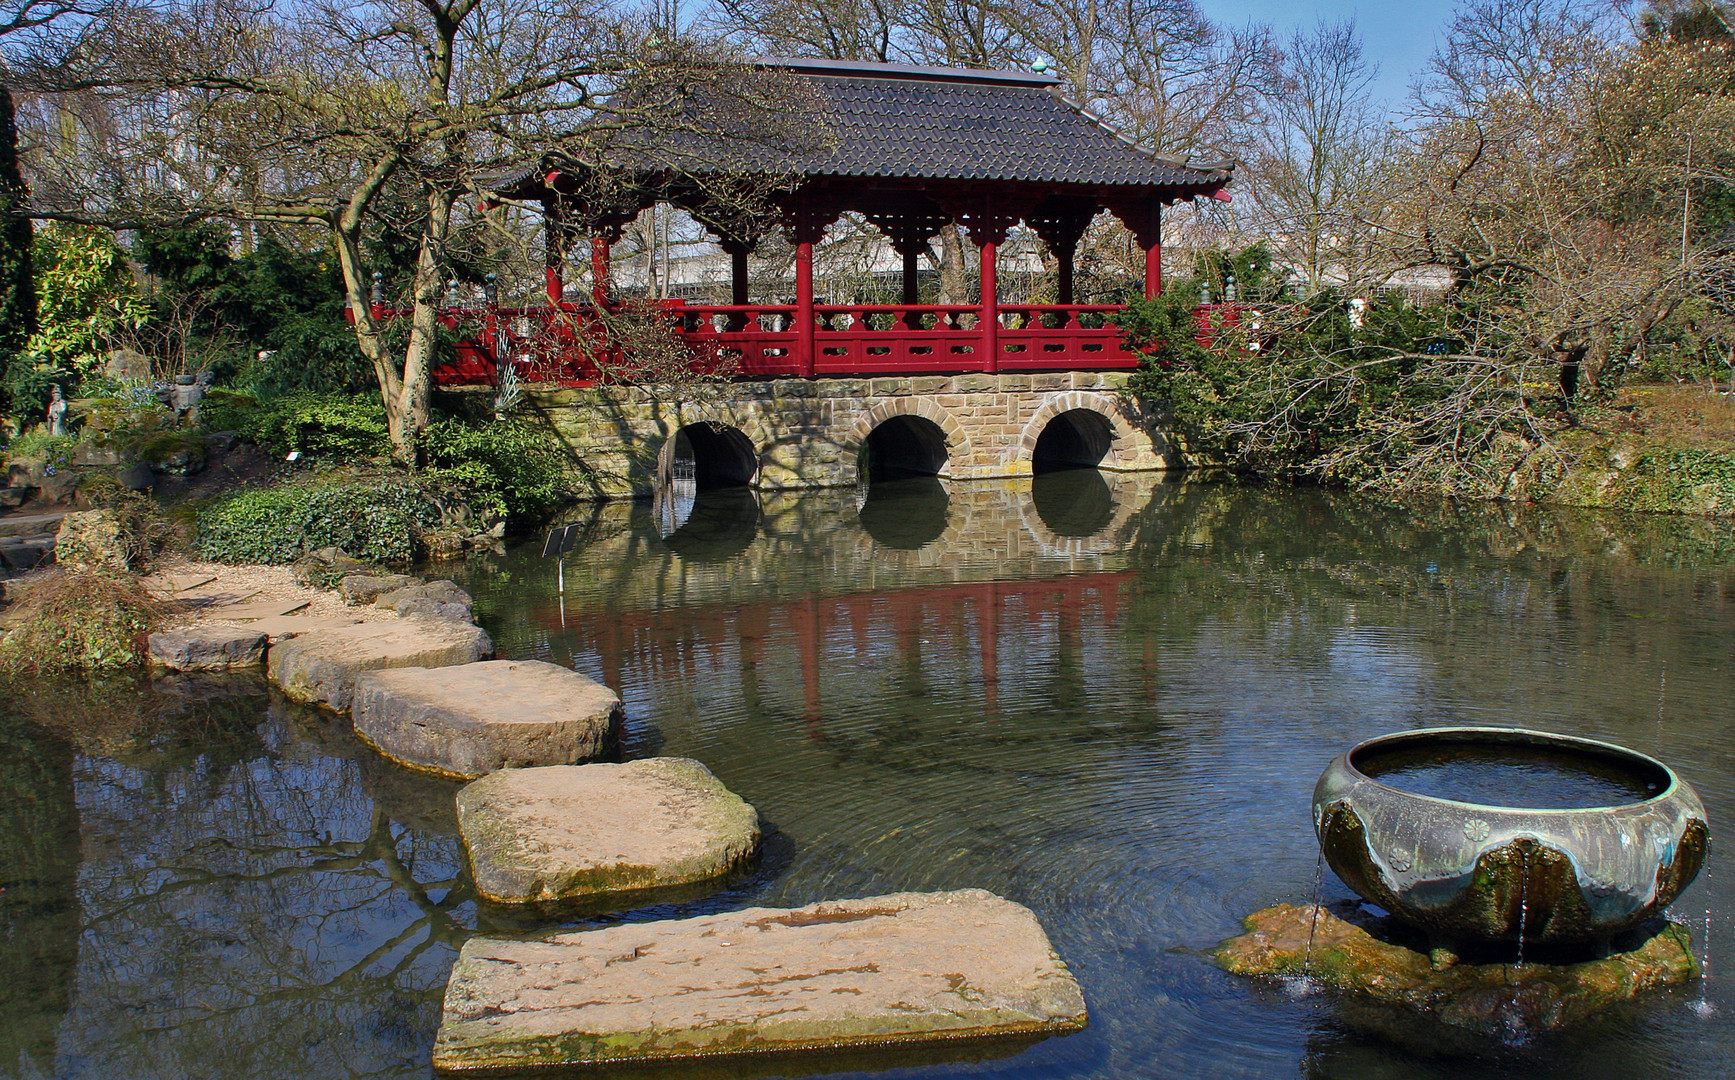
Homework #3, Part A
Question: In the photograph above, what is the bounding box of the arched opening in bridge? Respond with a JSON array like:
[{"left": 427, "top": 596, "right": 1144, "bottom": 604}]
[
  {"left": 1031, "top": 409, "right": 1115, "bottom": 474},
  {"left": 862, "top": 415, "right": 949, "bottom": 482},
  {"left": 669, "top": 422, "right": 758, "bottom": 491}
]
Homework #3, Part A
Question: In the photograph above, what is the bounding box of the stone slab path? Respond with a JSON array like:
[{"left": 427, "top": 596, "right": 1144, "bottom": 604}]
[
  {"left": 456, "top": 758, "right": 758, "bottom": 906},
  {"left": 267, "top": 618, "right": 493, "bottom": 711},
  {"left": 432, "top": 889, "right": 1089, "bottom": 1072},
  {"left": 352, "top": 659, "right": 621, "bottom": 780}
]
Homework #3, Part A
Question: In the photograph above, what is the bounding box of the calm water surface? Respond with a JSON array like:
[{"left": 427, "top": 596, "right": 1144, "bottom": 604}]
[{"left": 3, "top": 473, "right": 1734, "bottom": 1080}]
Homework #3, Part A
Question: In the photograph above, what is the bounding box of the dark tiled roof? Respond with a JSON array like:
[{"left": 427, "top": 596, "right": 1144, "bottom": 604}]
[
  {"left": 773, "top": 66, "right": 1227, "bottom": 189},
  {"left": 477, "top": 59, "right": 1230, "bottom": 197}
]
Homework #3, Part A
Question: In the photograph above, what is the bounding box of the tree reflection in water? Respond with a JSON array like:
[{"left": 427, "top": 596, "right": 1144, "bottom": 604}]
[{"left": 0, "top": 680, "right": 470, "bottom": 1080}]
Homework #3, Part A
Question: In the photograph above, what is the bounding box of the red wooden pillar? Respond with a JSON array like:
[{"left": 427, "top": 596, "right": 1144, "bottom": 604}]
[
  {"left": 1143, "top": 203, "right": 1163, "bottom": 300},
  {"left": 795, "top": 238, "right": 816, "bottom": 377},
  {"left": 980, "top": 235, "right": 999, "bottom": 373},
  {"left": 590, "top": 235, "right": 611, "bottom": 308},
  {"left": 544, "top": 207, "right": 565, "bottom": 305}
]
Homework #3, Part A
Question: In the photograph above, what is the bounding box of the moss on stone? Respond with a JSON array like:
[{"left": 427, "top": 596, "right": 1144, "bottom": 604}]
[{"left": 1214, "top": 904, "right": 1699, "bottom": 1036}]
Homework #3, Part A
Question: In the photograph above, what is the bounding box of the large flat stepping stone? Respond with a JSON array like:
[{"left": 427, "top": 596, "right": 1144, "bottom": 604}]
[
  {"left": 457, "top": 758, "right": 758, "bottom": 906},
  {"left": 432, "top": 889, "right": 1088, "bottom": 1072},
  {"left": 352, "top": 660, "right": 621, "bottom": 780},
  {"left": 266, "top": 618, "right": 493, "bottom": 711}
]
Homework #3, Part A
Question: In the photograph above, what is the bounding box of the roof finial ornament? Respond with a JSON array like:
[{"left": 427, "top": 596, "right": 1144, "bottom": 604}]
[{"left": 1031, "top": 58, "right": 1049, "bottom": 73}]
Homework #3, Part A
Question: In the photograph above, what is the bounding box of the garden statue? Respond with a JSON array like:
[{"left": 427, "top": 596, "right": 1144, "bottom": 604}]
[
  {"left": 173, "top": 371, "right": 216, "bottom": 427},
  {"left": 45, "top": 385, "right": 67, "bottom": 436}
]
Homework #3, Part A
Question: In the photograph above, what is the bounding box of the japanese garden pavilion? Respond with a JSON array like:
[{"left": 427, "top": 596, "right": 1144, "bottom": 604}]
[{"left": 458, "top": 57, "right": 1233, "bottom": 383}]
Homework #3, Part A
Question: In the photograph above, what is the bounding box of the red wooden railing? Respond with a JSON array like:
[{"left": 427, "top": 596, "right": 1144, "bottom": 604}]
[
  {"left": 362, "top": 298, "right": 1250, "bottom": 386},
  {"left": 390, "top": 300, "right": 1141, "bottom": 386}
]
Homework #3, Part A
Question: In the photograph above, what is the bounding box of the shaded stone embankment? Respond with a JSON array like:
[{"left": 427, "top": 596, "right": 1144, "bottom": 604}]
[
  {"left": 432, "top": 889, "right": 1089, "bottom": 1073},
  {"left": 1215, "top": 903, "right": 1698, "bottom": 1037}
]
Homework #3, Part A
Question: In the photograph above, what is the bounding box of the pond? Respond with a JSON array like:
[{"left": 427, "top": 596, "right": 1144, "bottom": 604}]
[{"left": 3, "top": 473, "right": 1733, "bottom": 1079}]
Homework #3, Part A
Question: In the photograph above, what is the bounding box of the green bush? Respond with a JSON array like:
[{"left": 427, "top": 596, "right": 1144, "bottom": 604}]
[
  {"left": 420, "top": 417, "right": 575, "bottom": 525},
  {"left": 201, "top": 390, "right": 391, "bottom": 459},
  {"left": 195, "top": 479, "right": 442, "bottom": 564}
]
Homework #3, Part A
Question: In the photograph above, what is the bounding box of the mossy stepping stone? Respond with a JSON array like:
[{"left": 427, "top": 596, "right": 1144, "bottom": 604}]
[
  {"left": 432, "top": 889, "right": 1089, "bottom": 1072},
  {"left": 456, "top": 758, "right": 759, "bottom": 906}
]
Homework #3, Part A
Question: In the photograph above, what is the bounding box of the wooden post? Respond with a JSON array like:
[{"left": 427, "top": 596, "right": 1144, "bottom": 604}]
[
  {"left": 544, "top": 200, "right": 565, "bottom": 305},
  {"left": 590, "top": 235, "right": 611, "bottom": 309},
  {"left": 980, "top": 234, "right": 999, "bottom": 373},
  {"left": 902, "top": 248, "right": 920, "bottom": 306},
  {"left": 731, "top": 247, "right": 750, "bottom": 307},
  {"left": 795, "top": 237, "right": 816, "bottom": 378},
  {"left": 1057, "top": 241, "right": 1076, "bottom": 306},
  {"left": 1144, "top": 203, "right": 1163, "bottom": 300}
]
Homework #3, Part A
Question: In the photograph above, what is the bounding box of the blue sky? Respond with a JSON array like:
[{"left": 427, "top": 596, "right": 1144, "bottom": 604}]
[{"left": 1201, "top": 0, "right": 1462, "bottom": 108}]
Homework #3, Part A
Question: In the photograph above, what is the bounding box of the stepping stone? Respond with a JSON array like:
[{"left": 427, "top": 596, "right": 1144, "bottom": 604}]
[
  {"left": 267, "top": 618, "right": 493, "bottom": 712},
  {"left": 236, "top": 613, "right": 368, "bottom": 642},
  {"left": 432, "top": 889, "right": 1089, "bottom": 1072},
  {"left": 456, "top": 758, "right": 758, "bottom": 906},
  {"left": 352, "top": 660, "right": 621, "bottom": 780},
  {"left": 208, "top": 598, "right": 310, "bottom": 619},
  {"left": 148, "top": 626, "right": 268, "bottom": 671}
]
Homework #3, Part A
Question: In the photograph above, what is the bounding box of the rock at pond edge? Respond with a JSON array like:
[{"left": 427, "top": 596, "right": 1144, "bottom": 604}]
[
  {"left": 148, "top": 626, "right": 268, "bottom": 671},
  {"left": 1214, "top": 903, "right": 1699, "bottom": 1037},
  {"left": 431, "top": 889, "right": 1088, "bottom": 1073}
]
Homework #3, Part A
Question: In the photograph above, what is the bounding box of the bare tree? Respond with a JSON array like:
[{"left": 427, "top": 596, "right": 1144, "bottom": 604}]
[
  {"left": 18, "top": 0, "right": 818, "bottom": 461},
  {"left": 1242, "top": 19, "right": 1391, "bottom": 292}
]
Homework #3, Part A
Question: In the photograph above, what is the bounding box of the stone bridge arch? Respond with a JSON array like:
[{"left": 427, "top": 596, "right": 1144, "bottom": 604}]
[
  {"left": 1017, "top": 392, "right": 1142, "bottom": 473},
  {"left": 654, "top": 409, "right": 778, "bottom": 489},
  {"left": 845, "top": 398, "right": 971, "bottom": 483}
]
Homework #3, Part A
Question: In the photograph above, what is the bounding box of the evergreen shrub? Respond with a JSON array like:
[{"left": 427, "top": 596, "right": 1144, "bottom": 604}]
[{"left": 195, "top": 479, "right": 441, "bottom": 565}]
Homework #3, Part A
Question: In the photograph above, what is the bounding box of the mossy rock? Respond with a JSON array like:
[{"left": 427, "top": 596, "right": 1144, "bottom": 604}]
[{"left": 1214, "top": 904, "right": 1698, "bottom": 1037}]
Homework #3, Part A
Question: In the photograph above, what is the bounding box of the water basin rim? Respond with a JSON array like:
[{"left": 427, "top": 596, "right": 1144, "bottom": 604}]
[{"left": 1337, "top": 725, "right": 1683, "bottom": 816}]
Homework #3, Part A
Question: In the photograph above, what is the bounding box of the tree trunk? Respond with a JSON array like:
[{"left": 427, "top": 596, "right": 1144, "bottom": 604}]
[
  {"left": 937, "top": 225, "right": 968, "bottom": 306},
  {"left": 393, "top": 189, "right": 457, "bottom": 464}
]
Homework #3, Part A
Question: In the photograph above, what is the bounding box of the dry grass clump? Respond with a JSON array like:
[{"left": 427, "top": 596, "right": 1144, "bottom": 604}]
[{"left": 0, "top": 568, "right": 167, "bottom": 678}]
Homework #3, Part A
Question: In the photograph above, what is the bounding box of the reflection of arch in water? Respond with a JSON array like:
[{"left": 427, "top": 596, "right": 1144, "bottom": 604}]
[
  {"left": 660, "top": 487, "right": 763, "bottom": 562},
  {"left": 659, "top": 421, "right": 760, "bottom": 490},
  {"left": 855, "top": 476, "right": 958, "bottom": 551},
  {"left": 846, "top": 399, "right": 969, "bottom": 483},
  {"left": 1019, "top": 469, "right": 1143, "bottom": 557},
  {"left": 1018, "top": 394, "right": 1137, "bottom": 473}
]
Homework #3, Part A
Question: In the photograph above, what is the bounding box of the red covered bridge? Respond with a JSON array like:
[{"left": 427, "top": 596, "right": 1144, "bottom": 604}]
[{"left": 427, "top": 58, "right": 1233, "bottom": 386}]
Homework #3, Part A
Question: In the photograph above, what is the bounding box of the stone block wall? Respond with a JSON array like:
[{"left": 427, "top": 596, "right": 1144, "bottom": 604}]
[{"left": 450, "top": 372, "right": 1185, "bottom": 500}]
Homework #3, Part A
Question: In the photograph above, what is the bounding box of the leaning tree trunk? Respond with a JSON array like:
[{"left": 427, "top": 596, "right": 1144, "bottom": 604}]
[{"left": 391, "top": 190, "right": 458, "bottom": 465}]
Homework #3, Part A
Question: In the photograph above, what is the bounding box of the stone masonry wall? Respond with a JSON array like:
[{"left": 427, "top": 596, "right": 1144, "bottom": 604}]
[{"left": 454, "top": 372, "right": 1185, "bottom": 500}]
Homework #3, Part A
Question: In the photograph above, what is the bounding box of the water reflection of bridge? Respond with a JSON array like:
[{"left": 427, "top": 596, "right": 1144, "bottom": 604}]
[
  {"left": 528, "top": 471, "right": 1173, "bottom": 727},
  {"left": 550, "top": 572, "right": 1135, "bottom": 725}
]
